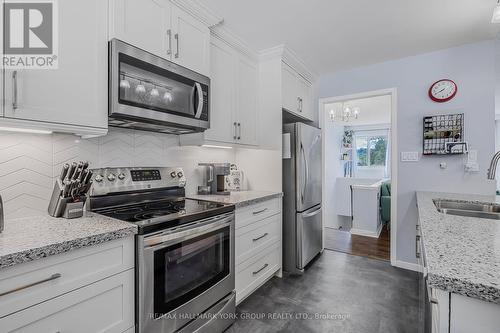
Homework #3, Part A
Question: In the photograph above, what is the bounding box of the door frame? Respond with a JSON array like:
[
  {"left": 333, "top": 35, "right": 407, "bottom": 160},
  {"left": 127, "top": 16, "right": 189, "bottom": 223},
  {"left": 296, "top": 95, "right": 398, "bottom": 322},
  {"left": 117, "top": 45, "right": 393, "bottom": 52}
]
[{"left": 318, "top": 88, "right": 398, "bottom": 266}]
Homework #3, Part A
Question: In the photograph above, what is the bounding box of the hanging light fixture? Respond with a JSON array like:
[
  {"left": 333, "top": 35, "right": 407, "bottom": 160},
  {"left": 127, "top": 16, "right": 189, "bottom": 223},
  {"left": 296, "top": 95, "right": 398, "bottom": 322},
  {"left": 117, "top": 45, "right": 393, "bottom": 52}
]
[
  {"left": 329, "top": 103, "right": 361, "bottom": 122},
  {"left": 493, "top": 0, "right": 500, "bottom": 23}
]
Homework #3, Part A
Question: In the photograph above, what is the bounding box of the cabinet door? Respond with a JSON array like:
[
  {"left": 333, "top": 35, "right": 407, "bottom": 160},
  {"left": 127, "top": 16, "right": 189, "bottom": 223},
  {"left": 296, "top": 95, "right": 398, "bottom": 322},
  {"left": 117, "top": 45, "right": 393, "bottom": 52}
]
[
  {"left": 171, "top": 5, "right": 210, "bottom": 76},
  {"left": 281, "top": 62, "right": 299, "bottom": 114},
  {"left": 235, "top": 55, "right": 258, "bottom": 146},
  {"left": 110, "top": 0, "right": 171, "bottom": 58},
  {"left": 0, "top": 270, "right": 134, "bottom": 333},
  {"left": 297, "top": 75, "right": 313, "bottom": 121},
  {"left": 3, "top": 0, "right": 107, "bottom": 129},
  {"left": 204, "top": 39, "right": 236, "bottom": 143},
  {"left": 0, "top": 0, "right": 4, "bottom": 117}
]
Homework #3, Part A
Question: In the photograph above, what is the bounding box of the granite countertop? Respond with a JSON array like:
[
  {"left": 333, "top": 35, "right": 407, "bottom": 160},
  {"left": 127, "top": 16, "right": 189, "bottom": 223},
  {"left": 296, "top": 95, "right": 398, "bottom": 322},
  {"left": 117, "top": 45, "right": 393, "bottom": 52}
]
[
  {"left": 416, "top": 191, "right": 500, "bottom": 303},
  {"left": 0, "top": 213, "right": 137, "bottom": 269},
  {"left": 187, "top": 191, "right": 283, "bottom": 208}
]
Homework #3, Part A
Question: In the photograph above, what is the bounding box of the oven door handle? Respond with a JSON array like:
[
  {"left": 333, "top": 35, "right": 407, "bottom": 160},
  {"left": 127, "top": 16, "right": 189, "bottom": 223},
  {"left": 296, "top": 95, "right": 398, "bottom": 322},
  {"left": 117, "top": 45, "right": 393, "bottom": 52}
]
[{"left": 143, "top": 213, "right": 234, "bottom": 249}]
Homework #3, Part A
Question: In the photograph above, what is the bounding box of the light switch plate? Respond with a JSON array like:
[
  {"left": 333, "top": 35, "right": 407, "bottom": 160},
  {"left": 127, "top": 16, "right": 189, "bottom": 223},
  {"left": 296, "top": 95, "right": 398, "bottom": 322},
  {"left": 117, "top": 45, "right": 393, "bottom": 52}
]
[{"left": 401, "top": 151, "right": 419, "bottom": 162}]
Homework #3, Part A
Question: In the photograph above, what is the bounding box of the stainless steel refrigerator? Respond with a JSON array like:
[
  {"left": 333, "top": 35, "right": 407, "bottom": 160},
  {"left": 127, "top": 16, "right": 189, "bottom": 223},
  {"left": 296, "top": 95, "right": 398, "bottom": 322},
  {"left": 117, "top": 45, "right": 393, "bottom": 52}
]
[{"left": 283, "top": 122, "right": 322, "bottom": 274}]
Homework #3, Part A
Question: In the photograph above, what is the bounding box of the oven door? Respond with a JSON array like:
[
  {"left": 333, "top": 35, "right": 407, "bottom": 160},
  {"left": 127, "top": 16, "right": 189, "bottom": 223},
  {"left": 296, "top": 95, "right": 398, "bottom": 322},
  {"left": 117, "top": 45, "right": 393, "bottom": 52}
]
[
  {"left": 137, "top": 213, "right": 235, "bottom": 333},
  {"left": 109, "top": 39, "right": 209, "bottom": 133}
]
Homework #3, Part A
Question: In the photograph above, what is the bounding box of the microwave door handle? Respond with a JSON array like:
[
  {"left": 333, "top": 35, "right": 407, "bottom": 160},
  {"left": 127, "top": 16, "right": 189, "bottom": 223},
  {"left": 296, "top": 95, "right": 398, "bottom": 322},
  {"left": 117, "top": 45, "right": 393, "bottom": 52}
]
[{"left": 194, "top": 82, "right": 203, "bottom": 119}]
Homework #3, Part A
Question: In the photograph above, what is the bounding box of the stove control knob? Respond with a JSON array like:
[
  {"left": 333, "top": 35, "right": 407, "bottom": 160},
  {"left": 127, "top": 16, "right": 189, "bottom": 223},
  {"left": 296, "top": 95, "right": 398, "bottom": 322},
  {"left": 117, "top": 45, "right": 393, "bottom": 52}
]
[
  {"left": 107, "top": 173, "right": 116, "bottom": 182},
  {"left": 95, "top": 175, "right": 104, "bottom": 183},
  {"left": 118, "top": 173, "right": 126, "bottom": 180},
  {"left": 170, "top": 171, "right": 177, "bottom": 178},
  {"left": 177, "top": 171, "right": 184, "bottom": 178}
]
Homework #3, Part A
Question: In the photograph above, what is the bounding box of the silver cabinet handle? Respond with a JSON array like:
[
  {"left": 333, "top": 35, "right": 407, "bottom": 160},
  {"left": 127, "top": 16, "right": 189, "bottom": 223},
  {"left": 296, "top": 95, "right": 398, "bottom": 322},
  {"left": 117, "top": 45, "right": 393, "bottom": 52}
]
[
  {"left": 12, "top": 71, "right": 18, "bottom": 110},
  {"left": 174, "top": 33, "right": 179, "bottom": 58},
  {"left": 252, "top": 263, "right": 268, "bottom": 275},
  {"left": 166, "top": 29, "right": 172, "bottom": 55},
  {"left": 237, "top": 123, "right": 241, "bottom": 140},
  {"left": 0, "top": 273, "right": 61, "bottom": 297},
  {"left": 252, "top": 208, "right": 268, "bottom": 215},
  {"left": 252, "top": 233, "right": 268, "bottom": 242},
  {"left": 416, "top": 235, "right": 421, "bottom": 259},
  {"left": 299, "top": 98, "right": 303, "bottom": 112},
  {"left": 297, "top": 97, "right": 300, "bottom": 112},
  {"left": 233, "top": 122, "right": 237, "bottom": 140}
]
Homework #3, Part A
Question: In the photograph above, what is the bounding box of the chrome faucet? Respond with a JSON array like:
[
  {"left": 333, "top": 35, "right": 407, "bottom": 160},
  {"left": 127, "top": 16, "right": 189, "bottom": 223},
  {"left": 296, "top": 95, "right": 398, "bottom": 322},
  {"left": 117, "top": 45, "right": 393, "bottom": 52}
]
[{"left": 487, "top": 151, "right": 500, "bottom": 179}]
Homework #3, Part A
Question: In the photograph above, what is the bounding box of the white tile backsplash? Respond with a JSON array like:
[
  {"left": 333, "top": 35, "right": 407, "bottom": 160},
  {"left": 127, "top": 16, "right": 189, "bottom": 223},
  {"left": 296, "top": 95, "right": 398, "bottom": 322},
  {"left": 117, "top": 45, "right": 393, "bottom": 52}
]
[{"left": 0, "top": 128, "right": 235, "bottom": 219}]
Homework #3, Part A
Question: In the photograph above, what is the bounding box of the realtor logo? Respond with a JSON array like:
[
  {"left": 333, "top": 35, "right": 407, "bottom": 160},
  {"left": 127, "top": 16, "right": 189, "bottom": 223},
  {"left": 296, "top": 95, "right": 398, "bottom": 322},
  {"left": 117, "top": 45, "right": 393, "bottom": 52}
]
[{"left": 3, "top": 0, "right": 58, "bottom": 69}]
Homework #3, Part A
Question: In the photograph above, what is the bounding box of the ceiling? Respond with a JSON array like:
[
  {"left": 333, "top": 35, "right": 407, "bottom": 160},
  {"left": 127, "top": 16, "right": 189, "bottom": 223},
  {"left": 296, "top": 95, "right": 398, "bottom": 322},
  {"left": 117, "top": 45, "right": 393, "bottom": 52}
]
[
  {"left": 200, "top": 0, "right": 500, "bottom": 74},
  {"left": 325, "top": 95, "right": 391, "bottom": 126}
]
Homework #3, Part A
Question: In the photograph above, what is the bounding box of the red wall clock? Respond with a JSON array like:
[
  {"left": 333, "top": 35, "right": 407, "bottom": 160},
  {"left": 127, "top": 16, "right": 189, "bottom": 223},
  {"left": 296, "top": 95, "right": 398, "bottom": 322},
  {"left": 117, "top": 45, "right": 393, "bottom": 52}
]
[{"left": 429, "top": 79, "right": 457, "bottom": 103}]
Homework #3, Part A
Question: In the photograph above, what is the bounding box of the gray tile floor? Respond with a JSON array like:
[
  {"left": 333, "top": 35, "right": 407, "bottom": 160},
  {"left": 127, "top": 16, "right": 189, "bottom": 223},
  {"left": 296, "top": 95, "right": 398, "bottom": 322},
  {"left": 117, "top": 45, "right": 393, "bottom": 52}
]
[{"left": 227, "top": 250, "right": 420, "bottom": 333}]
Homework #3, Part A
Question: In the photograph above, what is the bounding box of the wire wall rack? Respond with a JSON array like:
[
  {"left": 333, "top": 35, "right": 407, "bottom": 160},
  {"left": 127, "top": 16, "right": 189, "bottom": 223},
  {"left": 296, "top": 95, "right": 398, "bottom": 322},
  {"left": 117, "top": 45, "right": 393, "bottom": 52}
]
[{"left": 423, "top": 113, "right": 465, "bottom": 155}]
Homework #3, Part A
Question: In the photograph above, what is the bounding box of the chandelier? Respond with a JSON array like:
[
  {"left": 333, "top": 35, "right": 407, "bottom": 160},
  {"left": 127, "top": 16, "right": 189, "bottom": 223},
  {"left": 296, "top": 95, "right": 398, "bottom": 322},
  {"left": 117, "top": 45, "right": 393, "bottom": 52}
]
[{"left": 329, "top": 104, "right": 360, "bottom": 122}]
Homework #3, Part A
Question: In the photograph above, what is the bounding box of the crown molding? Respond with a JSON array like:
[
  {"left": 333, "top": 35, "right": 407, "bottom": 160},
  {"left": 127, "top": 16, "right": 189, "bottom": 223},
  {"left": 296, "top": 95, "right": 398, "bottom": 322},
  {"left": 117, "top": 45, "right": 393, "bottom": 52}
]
[
  {"left": 170, "top": 0, "right": 223, "bottom": 27},
  {"left": 210, "top": 25, "right": 258, "bottom": 60},
  {"left": 259, "top": 45, "right": 317, "bottom": 82}
]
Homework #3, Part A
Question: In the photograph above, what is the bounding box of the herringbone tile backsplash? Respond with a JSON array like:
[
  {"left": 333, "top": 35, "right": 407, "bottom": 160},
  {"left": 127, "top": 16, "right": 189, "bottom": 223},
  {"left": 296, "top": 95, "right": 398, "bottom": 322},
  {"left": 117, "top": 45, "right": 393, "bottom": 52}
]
[{"left": 0, "top": 128, "right": 235, "bottom": 219}]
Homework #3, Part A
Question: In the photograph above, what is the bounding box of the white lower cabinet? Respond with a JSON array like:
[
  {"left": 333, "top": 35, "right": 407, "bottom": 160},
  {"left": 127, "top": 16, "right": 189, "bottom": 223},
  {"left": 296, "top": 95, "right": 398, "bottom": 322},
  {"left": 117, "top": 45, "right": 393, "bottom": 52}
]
[
  {"left": 429, "top": 287, "right": 500, "bottom": 333},
  {"left": 0, "top": 237, "right": 135, "bottom": 333},
  {"left": 234, "top": 197, "right": 282, "bottom": 304},
  {"left": 1, "top": 269, "right": 134, "bottom": 333}
]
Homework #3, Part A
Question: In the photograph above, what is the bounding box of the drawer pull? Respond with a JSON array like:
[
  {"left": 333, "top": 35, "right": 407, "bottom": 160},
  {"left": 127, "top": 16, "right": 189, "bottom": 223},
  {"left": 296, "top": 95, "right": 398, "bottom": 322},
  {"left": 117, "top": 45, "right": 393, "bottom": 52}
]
[
  {"left": 0, "top": 273, "right": 62, "bottom": 297},
  {"left": 252, "top": 233, "right": 269, "bottom": 242},
  {"left": 252, "top": 263, "right": 269, "bottom": 275},
  {"left": 252, "top": 208, "right": 268, "bottom": 215}
]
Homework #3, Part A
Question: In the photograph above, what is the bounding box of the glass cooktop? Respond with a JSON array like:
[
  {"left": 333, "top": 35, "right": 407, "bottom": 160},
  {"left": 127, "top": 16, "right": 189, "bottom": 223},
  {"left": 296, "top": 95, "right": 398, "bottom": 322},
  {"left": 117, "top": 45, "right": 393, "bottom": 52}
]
[{"left": 96, "top": 198, "right": 232, "bottom": 233}]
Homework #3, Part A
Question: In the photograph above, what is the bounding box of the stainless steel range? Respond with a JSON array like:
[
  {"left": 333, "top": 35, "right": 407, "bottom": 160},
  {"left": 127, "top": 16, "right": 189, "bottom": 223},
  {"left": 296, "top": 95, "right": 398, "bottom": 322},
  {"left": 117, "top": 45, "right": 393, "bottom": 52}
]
[{"left": 88, "top": 167, "right": 236, "bottom": 333}]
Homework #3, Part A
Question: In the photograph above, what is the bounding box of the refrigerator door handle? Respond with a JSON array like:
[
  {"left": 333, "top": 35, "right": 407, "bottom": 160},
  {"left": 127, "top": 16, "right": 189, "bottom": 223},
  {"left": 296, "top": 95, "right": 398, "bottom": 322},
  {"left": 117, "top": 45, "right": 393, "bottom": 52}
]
[
  {"left": 302, "top": 205, "right": 322, "bottom": 218},
  {"left": 300, "top": 143, "right": 308, "bottom": 205}
]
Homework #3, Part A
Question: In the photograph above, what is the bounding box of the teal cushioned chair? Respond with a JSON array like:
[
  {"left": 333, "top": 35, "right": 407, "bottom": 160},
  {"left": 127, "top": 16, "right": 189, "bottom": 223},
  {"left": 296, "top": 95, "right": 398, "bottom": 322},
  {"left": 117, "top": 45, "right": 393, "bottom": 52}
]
[{"left": 380, "top": 181, "right": 391, "bottom": 227}]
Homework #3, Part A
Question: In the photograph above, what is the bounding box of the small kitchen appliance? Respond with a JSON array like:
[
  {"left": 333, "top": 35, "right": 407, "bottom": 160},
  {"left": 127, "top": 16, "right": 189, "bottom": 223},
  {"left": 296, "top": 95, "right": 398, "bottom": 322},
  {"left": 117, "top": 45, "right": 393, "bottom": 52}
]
[
  {"left": 109, "top": 39, "right": 210, "bottom": 134},
  {"left": 88, "top": 167, "right": 236, "bottom": 333},
  {"left": 198, "top": 163, "right": 231, "bottom": 195}
]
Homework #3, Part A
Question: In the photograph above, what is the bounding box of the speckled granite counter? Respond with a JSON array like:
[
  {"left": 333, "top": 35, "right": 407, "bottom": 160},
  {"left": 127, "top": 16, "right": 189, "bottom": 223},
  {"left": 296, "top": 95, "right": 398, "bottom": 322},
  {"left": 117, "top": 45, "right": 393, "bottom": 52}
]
[
  {"left": 0, "top": 213, "right": 137, "bottom": 269},
  {"left": 187, "top": 191, "right": 282, "bottom": 208},
  {"left": 416, "top": 191, "right": 500, "bottom": 304}
]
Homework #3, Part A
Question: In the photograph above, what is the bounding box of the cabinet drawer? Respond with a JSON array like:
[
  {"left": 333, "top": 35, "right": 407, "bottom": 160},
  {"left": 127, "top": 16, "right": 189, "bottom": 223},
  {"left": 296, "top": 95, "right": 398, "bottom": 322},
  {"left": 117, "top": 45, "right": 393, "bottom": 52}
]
[
  {"left": 0, "top": 269, "right": 134, "bottom": 333},
  {"left": 236, "top": 242, "right": 280, "bottom": 304},
  {"left": 235, "top": 198, "right": 281, "bottom": 229},
  {"left": 236, "top": 214, "right": 280, "bottom": 265},
  {"left": 0, "top": 237, "right": 134, "bottom": 318}
]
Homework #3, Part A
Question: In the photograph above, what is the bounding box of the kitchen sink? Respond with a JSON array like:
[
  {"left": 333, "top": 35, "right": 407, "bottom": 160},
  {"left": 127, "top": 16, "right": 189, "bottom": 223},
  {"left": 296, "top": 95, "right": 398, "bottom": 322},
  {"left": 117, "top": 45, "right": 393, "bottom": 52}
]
[{"left": 433, "top": 199, "right": 500, "bottom": 220}]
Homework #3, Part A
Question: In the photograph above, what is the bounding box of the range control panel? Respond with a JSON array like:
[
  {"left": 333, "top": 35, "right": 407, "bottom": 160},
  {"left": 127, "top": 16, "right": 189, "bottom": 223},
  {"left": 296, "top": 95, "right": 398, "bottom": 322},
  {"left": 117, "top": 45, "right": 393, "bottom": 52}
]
[
  {"left": 131, "top": 169, "right": 161, "bottom": 182},
  {"left": 89, "top": 167, "right": 186, "bottom": 196}
]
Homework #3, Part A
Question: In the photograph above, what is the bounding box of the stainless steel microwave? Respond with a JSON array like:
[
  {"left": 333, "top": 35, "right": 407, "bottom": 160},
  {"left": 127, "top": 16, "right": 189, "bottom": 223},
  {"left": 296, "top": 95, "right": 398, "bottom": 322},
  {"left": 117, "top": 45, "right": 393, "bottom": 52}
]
[{"left": 109, "top": 39, "right": 210, "bottom": 134}]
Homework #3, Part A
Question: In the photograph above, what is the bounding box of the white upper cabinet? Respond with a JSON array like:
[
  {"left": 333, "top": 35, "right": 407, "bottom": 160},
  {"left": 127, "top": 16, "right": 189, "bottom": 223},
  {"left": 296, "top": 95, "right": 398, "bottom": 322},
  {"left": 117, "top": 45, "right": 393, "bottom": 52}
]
[
  {"left": 282, "top": 63, "right": 300, "bottom": 114},
  {"left": 110, "top": 0, "right": 210, "bottom": 76},
  {"left": 171, "top": 6, "right": 210, "bottom": 76},
  {"left": 281, "top": 61, "right": 313, "bottom": 121},
  {"left": 110, "top": 0, "right": 171, "bottom": 58},
  {"left": 204, "top": 39, "right": 235, "bottom": 143},
  {"left": 3, "top": 0, "right": 108, "bottom": 134},
  {"left": 181, "top": 35, "right": 258, "bottom": 147},
  {"left": 235, "top": 55, "right": 258, "bottom": 146}
]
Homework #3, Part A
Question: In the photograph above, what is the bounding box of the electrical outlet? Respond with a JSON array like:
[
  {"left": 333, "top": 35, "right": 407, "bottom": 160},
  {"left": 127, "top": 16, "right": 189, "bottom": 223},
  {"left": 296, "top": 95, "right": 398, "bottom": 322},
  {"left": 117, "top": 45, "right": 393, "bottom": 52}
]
[{"left": 401, "top": 151, "right": 419, "bottom": 162}]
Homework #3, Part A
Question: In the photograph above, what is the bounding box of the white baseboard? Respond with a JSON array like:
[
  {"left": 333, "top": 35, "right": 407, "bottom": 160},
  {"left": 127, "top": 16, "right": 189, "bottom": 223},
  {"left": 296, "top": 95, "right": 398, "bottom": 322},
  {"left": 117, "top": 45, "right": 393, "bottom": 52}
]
[{"left": 393, "top": 260, "right": 421, "bottom": 272}]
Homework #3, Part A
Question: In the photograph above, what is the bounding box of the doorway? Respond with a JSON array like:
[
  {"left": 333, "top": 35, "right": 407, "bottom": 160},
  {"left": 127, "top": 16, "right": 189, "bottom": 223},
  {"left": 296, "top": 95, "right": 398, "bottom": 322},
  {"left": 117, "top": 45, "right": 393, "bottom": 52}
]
[{"left": 319, "top": 89, "right": 397, "bottom": 263}]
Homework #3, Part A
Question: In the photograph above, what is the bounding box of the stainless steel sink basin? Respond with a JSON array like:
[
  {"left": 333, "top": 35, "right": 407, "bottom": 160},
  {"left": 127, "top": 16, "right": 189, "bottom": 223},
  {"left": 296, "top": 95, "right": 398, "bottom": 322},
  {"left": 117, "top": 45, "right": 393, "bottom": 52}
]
[{"left": 433, "top": 199, "right": 500, "bottom": 219}]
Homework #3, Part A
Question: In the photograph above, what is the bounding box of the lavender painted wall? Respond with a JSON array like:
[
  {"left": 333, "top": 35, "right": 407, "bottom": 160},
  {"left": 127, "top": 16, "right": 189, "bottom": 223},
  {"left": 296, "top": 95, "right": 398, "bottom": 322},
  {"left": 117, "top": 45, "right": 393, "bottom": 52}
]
[{"left": 318, "top": 40, "right": 497, "bottom": 264}]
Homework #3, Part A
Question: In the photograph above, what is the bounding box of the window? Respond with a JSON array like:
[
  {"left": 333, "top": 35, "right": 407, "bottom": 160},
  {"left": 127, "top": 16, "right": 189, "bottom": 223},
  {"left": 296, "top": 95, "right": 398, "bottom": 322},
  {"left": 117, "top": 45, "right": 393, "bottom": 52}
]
[{"left": 355, "top": 135, "right": 388, "bottom": 167}]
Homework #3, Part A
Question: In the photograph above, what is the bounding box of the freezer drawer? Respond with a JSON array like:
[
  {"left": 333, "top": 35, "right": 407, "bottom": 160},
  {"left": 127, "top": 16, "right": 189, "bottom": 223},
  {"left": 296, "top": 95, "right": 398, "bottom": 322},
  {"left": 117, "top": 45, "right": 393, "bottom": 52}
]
[{"left": 296, "top": 205, "right": 322, "bottom": 269}]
